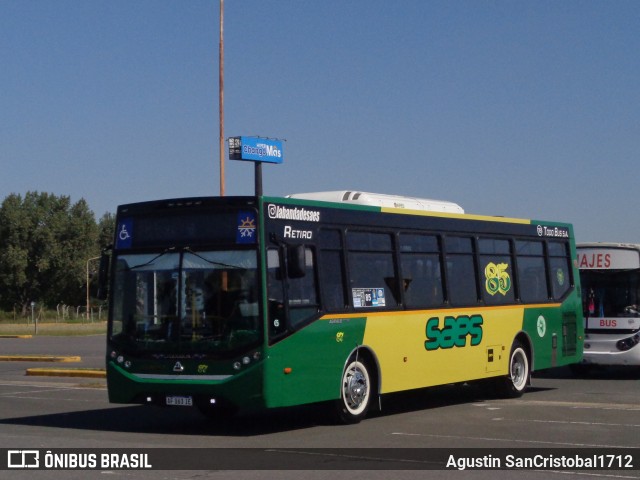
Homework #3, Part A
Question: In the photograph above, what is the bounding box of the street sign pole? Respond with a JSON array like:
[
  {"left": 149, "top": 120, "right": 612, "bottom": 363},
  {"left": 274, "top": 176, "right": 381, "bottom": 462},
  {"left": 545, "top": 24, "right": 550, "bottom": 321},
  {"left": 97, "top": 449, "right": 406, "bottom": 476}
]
[
  {"left": 255, "top": 162, "right": 263, "bottom": 197},
  {"left": 228, "top": 136, "right": 283, "bottom": 197}
]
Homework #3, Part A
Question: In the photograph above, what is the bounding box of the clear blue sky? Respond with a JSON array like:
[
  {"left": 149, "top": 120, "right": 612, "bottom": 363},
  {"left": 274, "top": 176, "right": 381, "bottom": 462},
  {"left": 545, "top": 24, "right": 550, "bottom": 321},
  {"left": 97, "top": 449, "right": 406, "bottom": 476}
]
[{"left": 1, "top": 0, "right": 638, "bottom": 243}]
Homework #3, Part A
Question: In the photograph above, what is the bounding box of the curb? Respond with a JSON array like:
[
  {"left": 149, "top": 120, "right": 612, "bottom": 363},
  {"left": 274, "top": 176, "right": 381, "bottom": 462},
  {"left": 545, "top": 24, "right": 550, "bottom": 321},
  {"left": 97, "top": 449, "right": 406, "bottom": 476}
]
[
  {"left": 26, "top": 368, "right": 106, "bottom": 379},
  {"left": 0, "top": 355, "right": 82, "bottom": 362},
  {"left": 0, "top": 335, "right": 33, "bottom": 339}
]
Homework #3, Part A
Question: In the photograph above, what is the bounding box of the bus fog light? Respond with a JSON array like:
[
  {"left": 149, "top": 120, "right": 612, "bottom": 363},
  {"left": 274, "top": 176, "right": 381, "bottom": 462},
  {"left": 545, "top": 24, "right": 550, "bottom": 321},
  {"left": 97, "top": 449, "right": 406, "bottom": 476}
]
[
  {"left": 233, "top": 362, "right": 242, "bottom": 370},
  {"left": 253, "top": 351, "right": 261, "bottom": 361},
  {"left": 117, "top": 355, "right": 124, "bottom": 364},
  {"left": 124, "top": 360, "right": 132, "bottom": 368},
  {"left": 110, "top": 351, "right": 117, "bottom": 359},
  {"left": 242, "top": 356, "right": 251, "bottom": 365}
]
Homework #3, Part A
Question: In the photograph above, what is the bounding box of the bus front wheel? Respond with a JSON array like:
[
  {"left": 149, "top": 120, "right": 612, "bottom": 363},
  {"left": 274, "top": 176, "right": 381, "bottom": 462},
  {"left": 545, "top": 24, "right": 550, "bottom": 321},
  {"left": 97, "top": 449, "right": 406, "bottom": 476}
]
[{"left": 335, "top": 356, "right": 372, "bottom": 424}]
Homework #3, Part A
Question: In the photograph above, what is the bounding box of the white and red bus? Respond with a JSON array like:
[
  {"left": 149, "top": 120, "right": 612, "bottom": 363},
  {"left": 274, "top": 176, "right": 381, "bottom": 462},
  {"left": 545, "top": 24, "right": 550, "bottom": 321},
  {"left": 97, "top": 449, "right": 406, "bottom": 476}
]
[{"left": 576, "top": 243, "right": 640, "bottom": 366}]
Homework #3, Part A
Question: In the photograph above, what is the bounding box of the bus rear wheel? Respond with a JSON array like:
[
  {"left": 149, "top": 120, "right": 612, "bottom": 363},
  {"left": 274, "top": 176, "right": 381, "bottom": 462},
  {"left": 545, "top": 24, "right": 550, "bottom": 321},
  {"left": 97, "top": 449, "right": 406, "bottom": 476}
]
[
  {"left": 335, "top": 356, "right": 372, "bottom": 424},
  {"left": 501, "top": 341, "right": 530, "bottom": 398}
]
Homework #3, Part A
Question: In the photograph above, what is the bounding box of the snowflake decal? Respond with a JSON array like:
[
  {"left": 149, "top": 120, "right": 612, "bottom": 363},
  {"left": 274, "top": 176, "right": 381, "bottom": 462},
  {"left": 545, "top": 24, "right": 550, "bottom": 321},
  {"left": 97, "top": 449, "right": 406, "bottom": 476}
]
[{"left": 238, "top": 216, "right": 256, "bottom": 238}]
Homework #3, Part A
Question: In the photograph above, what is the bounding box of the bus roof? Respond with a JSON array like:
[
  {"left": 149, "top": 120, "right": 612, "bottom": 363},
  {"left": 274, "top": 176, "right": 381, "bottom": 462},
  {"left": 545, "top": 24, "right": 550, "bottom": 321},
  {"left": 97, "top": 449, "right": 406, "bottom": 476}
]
[
  {"left": 577, "top": 242, "right": 640, "bottom": 251},
  {"left": 286, "top": 191, "right": 464, "bottom": 214},
  {"left": 577, "top": 243, "right": 640, "bottom": 270}
]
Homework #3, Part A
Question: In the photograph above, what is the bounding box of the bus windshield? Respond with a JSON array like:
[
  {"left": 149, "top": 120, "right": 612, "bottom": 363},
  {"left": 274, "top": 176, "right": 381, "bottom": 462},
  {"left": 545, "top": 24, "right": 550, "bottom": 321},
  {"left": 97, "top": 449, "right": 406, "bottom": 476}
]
[
  {"left": 582, "top": 269, "right": 640, "bottom": 318},
  {"left": 110, "top": 249, "right": 261, "bottom": 354}
]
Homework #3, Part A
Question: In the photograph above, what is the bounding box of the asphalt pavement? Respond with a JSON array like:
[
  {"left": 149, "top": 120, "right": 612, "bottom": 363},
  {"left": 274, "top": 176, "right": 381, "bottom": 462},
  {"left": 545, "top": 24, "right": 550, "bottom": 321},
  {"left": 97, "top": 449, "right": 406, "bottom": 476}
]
[{"left": 0, "top": 334, "right": 106, "bottom": 380}]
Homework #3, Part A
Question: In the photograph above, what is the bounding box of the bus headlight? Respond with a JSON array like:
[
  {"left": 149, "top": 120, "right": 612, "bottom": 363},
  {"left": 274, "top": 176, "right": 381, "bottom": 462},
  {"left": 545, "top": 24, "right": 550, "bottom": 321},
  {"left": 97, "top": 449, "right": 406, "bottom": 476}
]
[{"left": 231, "top": 351, "right": 261, "bottom": 371}]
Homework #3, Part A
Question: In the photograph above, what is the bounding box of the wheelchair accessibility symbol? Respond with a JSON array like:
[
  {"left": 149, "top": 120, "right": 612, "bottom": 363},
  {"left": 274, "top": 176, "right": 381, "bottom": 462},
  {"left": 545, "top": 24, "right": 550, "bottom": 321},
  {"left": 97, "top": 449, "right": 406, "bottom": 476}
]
[
  {"left": 116, "top": 219, "right": 133, "bottom": 248},
  {"left": 119, "top": 224, "right": 130, "bottom": 241}
]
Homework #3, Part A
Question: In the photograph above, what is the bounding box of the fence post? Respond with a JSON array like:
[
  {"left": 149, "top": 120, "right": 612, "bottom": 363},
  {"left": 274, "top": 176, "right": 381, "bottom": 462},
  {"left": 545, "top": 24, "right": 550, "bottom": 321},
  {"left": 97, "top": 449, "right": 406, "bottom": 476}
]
[{"left": 31, "top": 302, "right": 37, "bottom": 335}]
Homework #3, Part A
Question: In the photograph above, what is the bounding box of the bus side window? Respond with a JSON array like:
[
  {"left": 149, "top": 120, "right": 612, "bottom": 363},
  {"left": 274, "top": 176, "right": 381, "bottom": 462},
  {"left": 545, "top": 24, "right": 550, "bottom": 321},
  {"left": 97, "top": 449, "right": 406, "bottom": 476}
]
[
  {"left": 548, "top": 241, "right": 572, "bottom": 300},
  {"left": 515, "top": 240, "right": 549, "bottom": 303},
  {"left": 266, "top": 249, "right": 286, "bottom": 337},
  {"left": 347, "top": 232, "right": 398, "bottom": 308},
  {"left": 318, "top": 229, "right": 346, "bottom": 311},
  {"left": 267, "top": 246, "right": 320, "bottom": 338},
  {"left": 399, "top": 234, "right": 443, "bottom": 308},
  {"left": 444, "top": 236, "right": 478, "bottom": 306},
  {"left": 319, "top": 250, "right": 346, "bottom": 311},
  {"left": 287, "top": 247, "right": 320, "bottom": 329},
  {"left": 478, "top": 238, "right": 515, "bottom": 305}
]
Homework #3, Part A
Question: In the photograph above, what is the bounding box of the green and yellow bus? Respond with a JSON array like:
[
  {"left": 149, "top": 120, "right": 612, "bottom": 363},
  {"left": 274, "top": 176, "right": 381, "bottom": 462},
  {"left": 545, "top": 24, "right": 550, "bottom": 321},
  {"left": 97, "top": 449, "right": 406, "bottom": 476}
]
[{"left": 103, "top": 191, "right": 583, "bottom": 423}]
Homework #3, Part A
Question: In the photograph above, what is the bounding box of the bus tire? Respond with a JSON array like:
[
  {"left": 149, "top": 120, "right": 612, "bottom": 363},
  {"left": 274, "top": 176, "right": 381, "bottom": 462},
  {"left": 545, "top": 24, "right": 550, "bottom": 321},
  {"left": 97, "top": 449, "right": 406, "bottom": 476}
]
[
  {"left": 335, "top": 355, "right": 373, "bottom": 424},
  {"left": 500, "top": 341, "right": 530, "bottom": 398}
]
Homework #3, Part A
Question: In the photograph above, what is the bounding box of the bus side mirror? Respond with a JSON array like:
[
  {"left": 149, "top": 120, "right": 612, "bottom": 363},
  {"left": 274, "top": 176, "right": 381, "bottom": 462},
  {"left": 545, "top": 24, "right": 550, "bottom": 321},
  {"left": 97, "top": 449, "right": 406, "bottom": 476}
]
[
  {"left": 96, "top": 250, "right": 111, "bottom": 301},
  {"left": 287, "top": 244, "right": 306, "bottom": 279}
]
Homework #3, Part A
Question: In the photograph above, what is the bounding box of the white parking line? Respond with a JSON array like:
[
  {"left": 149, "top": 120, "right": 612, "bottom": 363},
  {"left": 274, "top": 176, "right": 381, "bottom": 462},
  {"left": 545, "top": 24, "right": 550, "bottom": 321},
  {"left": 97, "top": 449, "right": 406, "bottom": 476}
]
[
  {"left": 522, "top": 419, "right": 640, "bottom": 429},
  {"left": 391, "top": 431, "right": 631, "bottom": 449},
  {"left": 0, "top": 381, "right": 105, "bottom": 400},
  {"left": 547, "top": 472, "right": 640, "bottom": 479},
  {"left": 494, "top": 399, "right": 640, "bottom": 411}
]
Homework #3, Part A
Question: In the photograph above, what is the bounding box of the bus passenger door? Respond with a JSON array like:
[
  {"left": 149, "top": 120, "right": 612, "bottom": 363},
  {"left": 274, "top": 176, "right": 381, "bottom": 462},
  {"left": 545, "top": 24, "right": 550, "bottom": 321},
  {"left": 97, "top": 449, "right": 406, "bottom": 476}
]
[{"left": 266, "top": 246, "right": 320, "bottom": 340}]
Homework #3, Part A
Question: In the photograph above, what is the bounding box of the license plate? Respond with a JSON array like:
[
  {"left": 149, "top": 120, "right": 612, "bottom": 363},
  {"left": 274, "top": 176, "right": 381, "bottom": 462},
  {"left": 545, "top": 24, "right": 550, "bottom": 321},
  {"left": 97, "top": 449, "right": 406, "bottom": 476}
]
[{"left": 166, "top": 395, "right": 193, "bottom": 407}]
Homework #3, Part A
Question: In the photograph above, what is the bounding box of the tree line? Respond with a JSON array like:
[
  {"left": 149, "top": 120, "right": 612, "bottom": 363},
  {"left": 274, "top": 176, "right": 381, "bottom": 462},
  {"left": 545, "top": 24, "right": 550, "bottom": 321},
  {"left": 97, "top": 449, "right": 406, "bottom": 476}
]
[{"left": 0, "top": 192, "right": 115, "bottom": 313}]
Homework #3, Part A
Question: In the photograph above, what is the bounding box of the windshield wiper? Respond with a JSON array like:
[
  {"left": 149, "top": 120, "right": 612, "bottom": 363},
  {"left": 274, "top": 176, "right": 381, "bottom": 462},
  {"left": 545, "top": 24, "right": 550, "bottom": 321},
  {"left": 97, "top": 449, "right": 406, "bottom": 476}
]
[
  {"left": 127, "top": 247, "right": 177, "bottom": 270},
  {"left": 184, "top": 247, "right": 244, "bottom": 270}
]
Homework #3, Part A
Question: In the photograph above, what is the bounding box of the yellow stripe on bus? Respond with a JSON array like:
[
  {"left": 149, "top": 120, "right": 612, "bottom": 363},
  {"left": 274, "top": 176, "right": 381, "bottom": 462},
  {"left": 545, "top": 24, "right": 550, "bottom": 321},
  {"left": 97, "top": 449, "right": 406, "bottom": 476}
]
[
  {"left": 380, "top": 206, "right": 533, "bottom": 224},
  {"left": 320, "top": 303, "right": 561, "bottom": 321}
]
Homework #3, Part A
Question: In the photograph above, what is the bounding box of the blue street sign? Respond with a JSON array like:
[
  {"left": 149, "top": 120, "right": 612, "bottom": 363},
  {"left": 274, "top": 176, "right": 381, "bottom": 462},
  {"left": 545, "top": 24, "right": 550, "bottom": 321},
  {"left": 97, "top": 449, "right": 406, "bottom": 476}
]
[{"left": 229, "top": 136, "right": 283, "bottom": 164}]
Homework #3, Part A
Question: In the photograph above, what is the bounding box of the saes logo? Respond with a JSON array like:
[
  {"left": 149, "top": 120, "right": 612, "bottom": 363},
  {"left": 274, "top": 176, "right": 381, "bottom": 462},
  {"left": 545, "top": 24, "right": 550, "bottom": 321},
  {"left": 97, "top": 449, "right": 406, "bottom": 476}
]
[{"left": 425, "top": 315, "right": 483, "bottom": 350}]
